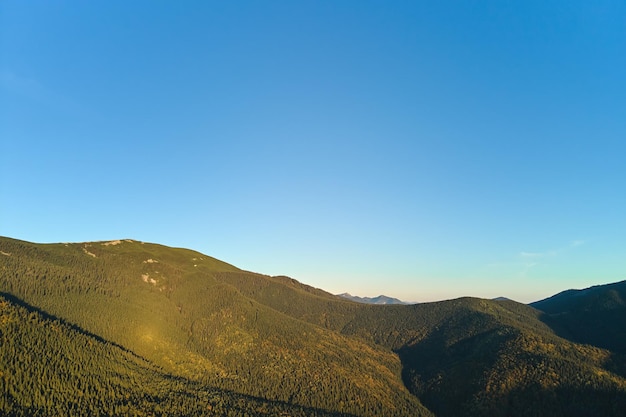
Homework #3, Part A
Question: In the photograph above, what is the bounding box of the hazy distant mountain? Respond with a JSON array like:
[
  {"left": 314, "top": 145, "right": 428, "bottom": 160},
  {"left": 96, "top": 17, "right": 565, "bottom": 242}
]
[
  {"left": 338, "top": 292, "right": 408, "bottom": 304},
  {"left": 1, "top": 235, "right": 626, "bottom": 417}
]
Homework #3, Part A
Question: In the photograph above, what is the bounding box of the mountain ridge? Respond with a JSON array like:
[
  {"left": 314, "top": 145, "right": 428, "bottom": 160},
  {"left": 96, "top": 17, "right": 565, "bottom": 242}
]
[
  {"left": 0, "top": 236, "right": 428, "bottom": 416},
  {"left": 337, "top": 293, "right": 409, "bottom": 305},
  {"left": 530, "top": 279, "right": 626, "bottom": 353},
  {"left": 1, "top": 235, "right": 625, "bottom": 417}
]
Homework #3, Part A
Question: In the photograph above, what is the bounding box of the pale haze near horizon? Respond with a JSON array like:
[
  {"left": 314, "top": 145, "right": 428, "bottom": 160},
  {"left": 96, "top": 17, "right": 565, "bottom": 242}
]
[{"left": 1, "top": 1, "right": 625, "bottom": 304}]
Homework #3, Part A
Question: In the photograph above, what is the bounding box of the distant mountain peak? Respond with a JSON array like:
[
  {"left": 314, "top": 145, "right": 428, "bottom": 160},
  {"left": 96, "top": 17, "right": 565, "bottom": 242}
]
[{"left": 337, "top": 293, "right": 408, "bottom": 305}]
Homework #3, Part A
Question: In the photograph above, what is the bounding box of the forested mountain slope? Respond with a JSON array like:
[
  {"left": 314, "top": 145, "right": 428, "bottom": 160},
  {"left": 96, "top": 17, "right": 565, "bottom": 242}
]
[
  {"left": 219, "top": 271, "right": 626, "bottom": 416},
  {"left": 0, "top": 237, "right": 428, "bottom": 417},
  {"left": 1, "top": 236, "right": 625, "bottom": 417},
  {"left": 531, "top": 280, "right": 626, "bottom": 353},
  {"left": 0, "top": 292, "right": 356, "bottom": 417}
]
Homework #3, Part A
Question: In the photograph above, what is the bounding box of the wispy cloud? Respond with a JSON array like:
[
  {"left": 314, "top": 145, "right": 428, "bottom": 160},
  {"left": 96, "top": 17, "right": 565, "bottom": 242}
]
[
  {"left": 477, "top": 239, "right": 587, "bottom": 280},
  {"left": 1, "top": 70, "right": 45, "bottom": 99},
  {"left": 519, "top": 251, "right": 542, "bottom": 259},
  {"left": 519, "top": 240, "right": 584, "bottom": 261},
  {"left": 570, "top": 239, "right": 585, "bottom": 247},
  {"left": 518, "top": 253, "right": 543, "bottom": 278},
  {"left": 515, "top": 239, "right": 585, "bottom": 277},
  {"left": 1, "top": 69, "right": 82, "bottom": 114}
]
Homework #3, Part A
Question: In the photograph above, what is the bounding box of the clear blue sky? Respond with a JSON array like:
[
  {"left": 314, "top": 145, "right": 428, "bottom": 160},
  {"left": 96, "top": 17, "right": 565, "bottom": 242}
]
[{"left": 1, "top": 1, "right": 625, "bottom": 303}]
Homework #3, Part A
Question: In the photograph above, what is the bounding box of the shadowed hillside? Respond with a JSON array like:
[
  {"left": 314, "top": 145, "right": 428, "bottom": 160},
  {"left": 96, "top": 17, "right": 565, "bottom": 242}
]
[
  {"left": 531, "top": 280, "right": 626, "bottom": 353},
  {"left": 1, "top": 236, "right": 625, "bottom": 417}
]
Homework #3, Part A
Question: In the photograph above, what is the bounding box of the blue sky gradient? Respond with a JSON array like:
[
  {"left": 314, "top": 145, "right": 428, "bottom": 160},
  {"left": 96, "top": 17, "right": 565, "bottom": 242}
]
[{"left": 2, "top": 1, "right": 625, "bottom": 302}]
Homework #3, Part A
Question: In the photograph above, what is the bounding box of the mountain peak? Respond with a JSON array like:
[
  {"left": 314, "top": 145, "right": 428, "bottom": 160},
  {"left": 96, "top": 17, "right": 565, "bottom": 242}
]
[{"left": 337, "top": 293, "right": 408, "bottom": 305}]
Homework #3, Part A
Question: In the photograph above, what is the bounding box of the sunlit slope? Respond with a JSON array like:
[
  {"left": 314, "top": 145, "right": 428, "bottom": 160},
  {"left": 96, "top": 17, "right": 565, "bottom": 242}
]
[
  {"left": 0, "top": 237, "right": 430, "bottom": 417},
  {"left": 0, "top": 292, "right": 357, "bottom": 417},
  {"left": 213, "top": 270, "right": 363, "bottom": 330}
]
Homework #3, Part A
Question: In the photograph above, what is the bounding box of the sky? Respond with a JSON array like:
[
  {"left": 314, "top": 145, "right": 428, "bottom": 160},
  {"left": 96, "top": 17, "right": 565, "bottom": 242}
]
[{"left": 1, "top": 1, "right": 625, "bottom": 303}]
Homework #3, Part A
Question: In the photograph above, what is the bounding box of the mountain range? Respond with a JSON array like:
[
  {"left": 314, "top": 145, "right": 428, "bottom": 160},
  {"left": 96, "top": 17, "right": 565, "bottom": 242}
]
[
  {"left": 337, "top": 293, "right": 408, "bottom": 305},
  {"left": 1, "top": 236, "right": 625, "bottom": 416}
]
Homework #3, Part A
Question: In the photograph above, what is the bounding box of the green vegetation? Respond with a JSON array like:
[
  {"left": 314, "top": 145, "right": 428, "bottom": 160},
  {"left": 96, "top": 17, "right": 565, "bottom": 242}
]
[
  {"left": 231, "top": 278, "right": 626, "bottom": 417},
  {"left": 0, "top": 237, "right": 427, "bottom": 417},
  {"left": 531, "top": 280, "right": 626, "bottom": 353},
  {"left": 0, "top": 292, "right": 361, "bottom": 417},
  {"left": 1, "top": 236, "right": 625, "bottom": 416}
]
